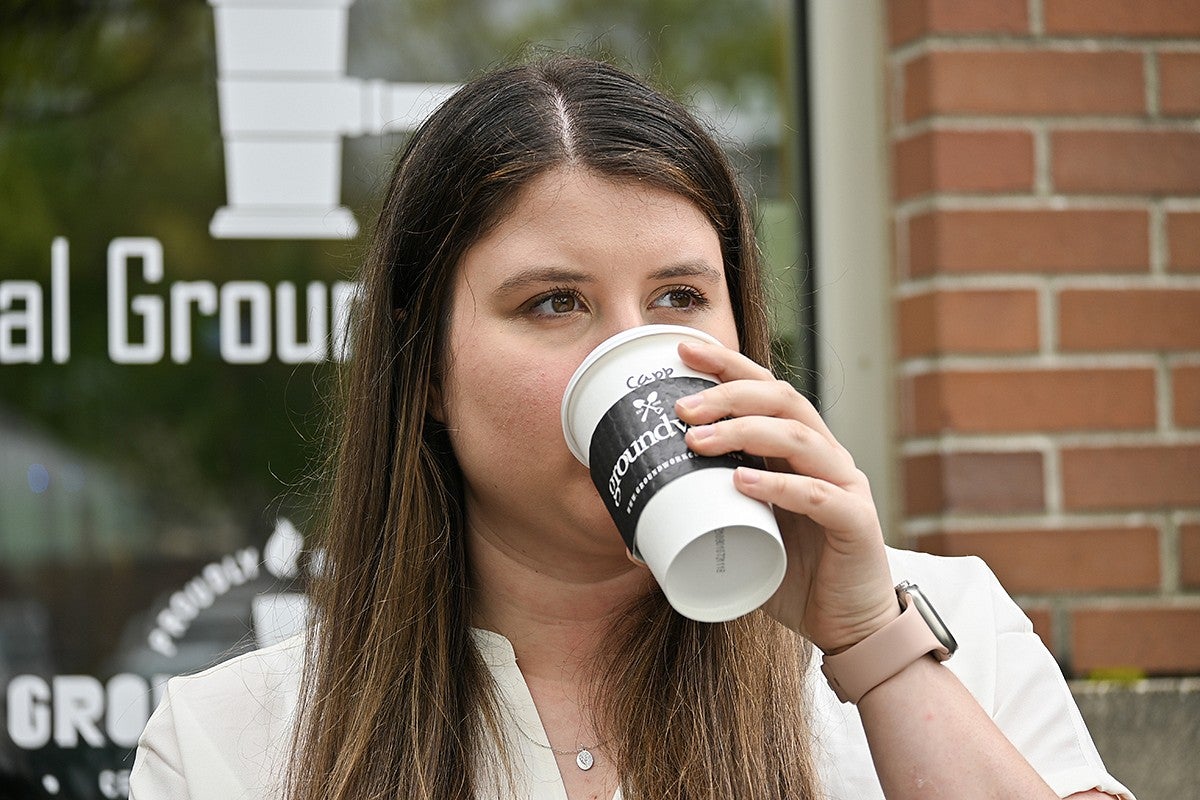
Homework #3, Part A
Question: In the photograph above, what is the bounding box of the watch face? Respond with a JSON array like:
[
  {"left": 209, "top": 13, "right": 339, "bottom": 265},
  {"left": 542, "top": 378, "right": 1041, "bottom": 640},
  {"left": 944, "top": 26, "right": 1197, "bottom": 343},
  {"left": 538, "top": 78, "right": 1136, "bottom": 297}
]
[{"left": 899, "top": 582, "right": 959, "bottom": 657}]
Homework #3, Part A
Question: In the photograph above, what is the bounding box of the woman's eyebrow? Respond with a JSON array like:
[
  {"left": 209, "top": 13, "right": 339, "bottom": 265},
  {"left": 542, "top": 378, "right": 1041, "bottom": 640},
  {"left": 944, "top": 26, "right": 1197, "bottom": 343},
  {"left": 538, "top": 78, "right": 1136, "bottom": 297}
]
[
  {"left": 493, "top": 260, "right": 722, "bottom": 295},
  {"left": 650, "top": 261, "right": 723, "bottom": 283},
  {"left": 494, "top": 267, "right": 592, "bottom": 294}
]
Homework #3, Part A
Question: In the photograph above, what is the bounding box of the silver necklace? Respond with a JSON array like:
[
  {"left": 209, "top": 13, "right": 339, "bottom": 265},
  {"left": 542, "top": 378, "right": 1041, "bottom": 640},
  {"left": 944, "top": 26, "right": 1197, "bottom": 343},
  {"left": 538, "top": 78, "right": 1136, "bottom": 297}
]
[{"left": 527, "top": 737, "right": 605, "bottom": 771}]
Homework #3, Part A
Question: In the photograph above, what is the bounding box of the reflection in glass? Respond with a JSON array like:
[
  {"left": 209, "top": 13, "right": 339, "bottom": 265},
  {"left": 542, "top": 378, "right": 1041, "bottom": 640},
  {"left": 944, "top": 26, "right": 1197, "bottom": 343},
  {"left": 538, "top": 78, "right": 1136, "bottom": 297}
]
[{"left": 0, "top": 2, "right": 809, "bottom": 796}]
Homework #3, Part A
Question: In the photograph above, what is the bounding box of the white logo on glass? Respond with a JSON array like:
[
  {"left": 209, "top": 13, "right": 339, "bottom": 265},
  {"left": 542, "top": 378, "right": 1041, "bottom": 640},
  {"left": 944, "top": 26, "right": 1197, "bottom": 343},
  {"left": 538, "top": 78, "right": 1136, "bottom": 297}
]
[
  {"left": 208, "top": 0, "right": 459, "bottom": 239},
  {"left": 632, "top": 391, "right": 663, "bottom": 422},
  {"left": 252, "top": 517, "right": 311, "bottom": 647}
]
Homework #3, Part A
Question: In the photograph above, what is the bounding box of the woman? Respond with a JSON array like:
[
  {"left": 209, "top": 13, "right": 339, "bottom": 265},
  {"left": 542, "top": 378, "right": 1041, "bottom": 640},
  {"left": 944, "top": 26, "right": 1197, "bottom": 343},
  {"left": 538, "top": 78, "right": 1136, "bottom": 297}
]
[{"left": 130, "top": 56, "right": 1132, "bottom": 800}]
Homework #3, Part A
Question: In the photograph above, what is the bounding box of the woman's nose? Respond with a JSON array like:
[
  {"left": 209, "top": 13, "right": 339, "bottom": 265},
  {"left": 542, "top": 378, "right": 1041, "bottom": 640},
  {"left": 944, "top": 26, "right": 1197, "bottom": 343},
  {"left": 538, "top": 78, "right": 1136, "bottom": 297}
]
[{"left": 599, "top": 304, "right": 655, "bottom": 341}]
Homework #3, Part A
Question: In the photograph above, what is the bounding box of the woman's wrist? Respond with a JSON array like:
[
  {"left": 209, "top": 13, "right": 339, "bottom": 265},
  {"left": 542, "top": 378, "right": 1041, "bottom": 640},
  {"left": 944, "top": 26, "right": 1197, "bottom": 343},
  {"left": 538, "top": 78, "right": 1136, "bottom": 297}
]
[
  {"left": 820, "top": 582, "right": 959, "bottom": 704},
  {"left": 812, "top": 594, "right": 902, "bottom": 655}
]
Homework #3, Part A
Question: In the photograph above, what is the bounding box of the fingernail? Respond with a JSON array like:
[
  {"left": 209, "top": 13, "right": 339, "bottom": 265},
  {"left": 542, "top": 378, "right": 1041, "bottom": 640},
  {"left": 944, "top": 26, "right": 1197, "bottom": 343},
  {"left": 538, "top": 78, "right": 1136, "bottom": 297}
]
[
  {"left": 677, "top": 394, "right": 702, "bottom": 410},
  {"left": 736, "top": 466, "right": 761, "bottom": 484},
  {"left": 689, "top": 424, "right": 714, "bottom": 440}
]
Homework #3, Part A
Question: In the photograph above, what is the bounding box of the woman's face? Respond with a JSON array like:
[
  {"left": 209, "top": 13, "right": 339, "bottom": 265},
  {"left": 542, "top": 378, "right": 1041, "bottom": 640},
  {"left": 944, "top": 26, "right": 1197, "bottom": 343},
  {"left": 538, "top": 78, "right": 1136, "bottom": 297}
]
[{"left": 437, "top": 167, "right": 740, "bottom": 568}]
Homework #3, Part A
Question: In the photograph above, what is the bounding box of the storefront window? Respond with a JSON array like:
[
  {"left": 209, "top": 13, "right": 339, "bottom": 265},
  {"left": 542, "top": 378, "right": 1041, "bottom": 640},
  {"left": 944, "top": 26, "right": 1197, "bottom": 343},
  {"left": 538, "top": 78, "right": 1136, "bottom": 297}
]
[{"left": 0, "top": 2, "right": 809, "bottom": 796}]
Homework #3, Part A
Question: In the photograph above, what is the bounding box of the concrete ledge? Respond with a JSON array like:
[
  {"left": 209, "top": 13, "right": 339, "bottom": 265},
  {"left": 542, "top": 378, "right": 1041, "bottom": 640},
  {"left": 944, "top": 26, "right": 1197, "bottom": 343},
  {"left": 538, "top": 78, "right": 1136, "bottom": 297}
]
[{"left": 1071, "top": 678, "right": 1200, "bottom": 800}]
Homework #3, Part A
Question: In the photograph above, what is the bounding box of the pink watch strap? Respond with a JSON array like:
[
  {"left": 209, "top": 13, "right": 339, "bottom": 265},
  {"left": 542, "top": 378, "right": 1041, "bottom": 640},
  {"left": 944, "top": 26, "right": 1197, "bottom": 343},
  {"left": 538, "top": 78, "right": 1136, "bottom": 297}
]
[{"left": 820, "top": 600, "right": 949, "bottom": 704}]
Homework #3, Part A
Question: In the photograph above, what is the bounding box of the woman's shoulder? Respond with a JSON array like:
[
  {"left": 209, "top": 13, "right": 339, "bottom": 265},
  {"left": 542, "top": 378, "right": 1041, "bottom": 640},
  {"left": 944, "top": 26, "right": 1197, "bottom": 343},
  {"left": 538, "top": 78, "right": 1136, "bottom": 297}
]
[
  {"left": 885, "top": 544, "right": 995, "bottom": 585},
  {"left": 129, "top": 635, "right": 305, "bottom": 799},
  {"left": 169, "top": 632, "right": 306, "bottom": 698},
  {"left": 888, "top": 546, "right": 1017, "bottom": 604},
  {"left": 885, "top": 546, "right": 1024, "bottom": 624},
  {"left": 153, "top": 631, "right": 305, "bottom": 739}
]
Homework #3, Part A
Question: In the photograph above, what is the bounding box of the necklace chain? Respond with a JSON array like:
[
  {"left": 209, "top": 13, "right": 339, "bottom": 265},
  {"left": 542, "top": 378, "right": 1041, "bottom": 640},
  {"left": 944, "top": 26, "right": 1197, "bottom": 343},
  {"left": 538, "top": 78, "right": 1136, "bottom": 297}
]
[
  {"left": 520, "top": 732, "right": 606, "bottom": 771},
  {"left": 536, "top": 740, "right": 605, "bottom": 757}
]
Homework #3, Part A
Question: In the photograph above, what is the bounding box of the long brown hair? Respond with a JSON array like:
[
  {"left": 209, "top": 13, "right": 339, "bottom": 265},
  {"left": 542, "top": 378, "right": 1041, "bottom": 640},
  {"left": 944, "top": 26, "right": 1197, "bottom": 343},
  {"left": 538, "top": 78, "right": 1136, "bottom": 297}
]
[{"left": 288, "top": 55, "right": 818, "bottom": 800}]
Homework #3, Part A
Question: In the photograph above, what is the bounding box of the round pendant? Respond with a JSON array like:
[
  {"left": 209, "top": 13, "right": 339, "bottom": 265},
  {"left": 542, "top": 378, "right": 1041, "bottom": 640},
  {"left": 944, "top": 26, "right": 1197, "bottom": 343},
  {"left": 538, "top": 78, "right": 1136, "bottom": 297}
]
[{"left": 575, "top": 749, "right": 595, "bottom": 771}]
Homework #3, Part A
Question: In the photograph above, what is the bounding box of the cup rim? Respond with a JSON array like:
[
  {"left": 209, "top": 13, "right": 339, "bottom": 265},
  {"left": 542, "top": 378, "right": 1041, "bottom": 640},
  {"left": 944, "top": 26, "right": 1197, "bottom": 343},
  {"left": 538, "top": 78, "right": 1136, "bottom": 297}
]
[{"left": 560, "top": 324, "right": 723, "bottom": 462}]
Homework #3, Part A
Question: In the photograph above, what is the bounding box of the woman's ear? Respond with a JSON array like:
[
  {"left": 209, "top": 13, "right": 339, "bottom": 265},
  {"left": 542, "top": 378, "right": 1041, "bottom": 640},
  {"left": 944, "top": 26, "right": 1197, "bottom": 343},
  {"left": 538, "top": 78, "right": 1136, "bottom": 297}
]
[{"left": 427, "top": 380, "right": 446, "bottom": 424}]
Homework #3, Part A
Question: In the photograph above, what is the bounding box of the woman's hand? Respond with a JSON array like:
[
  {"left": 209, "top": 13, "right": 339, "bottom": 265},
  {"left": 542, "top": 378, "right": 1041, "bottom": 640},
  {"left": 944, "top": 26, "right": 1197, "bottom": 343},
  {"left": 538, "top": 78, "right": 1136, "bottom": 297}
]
[
  {"left": 677, "top": 340, "right": 1072, "bottom": 799},
  {"left": 674, "top": 341, "right": 898, "bottom": 653}
]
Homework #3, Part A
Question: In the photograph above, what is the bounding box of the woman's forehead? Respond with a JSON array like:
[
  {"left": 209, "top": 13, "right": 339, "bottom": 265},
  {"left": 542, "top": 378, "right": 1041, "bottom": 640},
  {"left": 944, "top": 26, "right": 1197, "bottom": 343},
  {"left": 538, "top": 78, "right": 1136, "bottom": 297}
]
[{"left": 455, "top": 169, "right": 724, "bottom": 283}]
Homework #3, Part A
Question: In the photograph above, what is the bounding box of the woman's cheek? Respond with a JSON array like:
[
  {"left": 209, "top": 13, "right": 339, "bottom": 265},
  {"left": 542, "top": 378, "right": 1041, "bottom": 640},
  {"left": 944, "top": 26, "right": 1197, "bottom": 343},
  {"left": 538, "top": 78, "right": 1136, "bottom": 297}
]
[{"left": 486, "top": 364, "right": 571, "bottom": 448}]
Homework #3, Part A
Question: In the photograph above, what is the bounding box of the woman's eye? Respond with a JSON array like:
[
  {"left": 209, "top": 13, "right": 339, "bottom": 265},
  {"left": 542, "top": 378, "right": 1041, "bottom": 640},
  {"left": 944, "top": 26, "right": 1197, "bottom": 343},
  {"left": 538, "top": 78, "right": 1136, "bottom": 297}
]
[
  {"left": 530, "top": 291, "right": 583, "bottom": 316},
  {"left": 652, "top": 287, "right": 708, "bottom": 311}
]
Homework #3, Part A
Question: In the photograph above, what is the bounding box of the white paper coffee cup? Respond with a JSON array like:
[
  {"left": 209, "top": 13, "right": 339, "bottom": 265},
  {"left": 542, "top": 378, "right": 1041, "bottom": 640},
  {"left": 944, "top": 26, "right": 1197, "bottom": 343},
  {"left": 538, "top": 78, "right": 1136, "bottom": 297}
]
[{"left": 561, "top": 324, "right": 786, "bottom": 623}]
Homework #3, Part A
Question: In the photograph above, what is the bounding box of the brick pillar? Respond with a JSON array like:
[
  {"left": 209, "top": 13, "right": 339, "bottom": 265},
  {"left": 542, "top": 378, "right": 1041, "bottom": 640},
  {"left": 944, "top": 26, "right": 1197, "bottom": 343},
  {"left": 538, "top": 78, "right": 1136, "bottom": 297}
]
[{"left": 886, "top": 0, "right": 1200, "bottom": 677}]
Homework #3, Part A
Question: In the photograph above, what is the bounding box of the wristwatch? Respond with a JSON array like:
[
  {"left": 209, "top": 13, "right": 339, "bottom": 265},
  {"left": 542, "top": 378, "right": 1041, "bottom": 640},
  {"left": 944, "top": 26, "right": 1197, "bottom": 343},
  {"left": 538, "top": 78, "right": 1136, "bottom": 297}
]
[{"left": 820, "top": 581, "right": 958, "bottom": 704}]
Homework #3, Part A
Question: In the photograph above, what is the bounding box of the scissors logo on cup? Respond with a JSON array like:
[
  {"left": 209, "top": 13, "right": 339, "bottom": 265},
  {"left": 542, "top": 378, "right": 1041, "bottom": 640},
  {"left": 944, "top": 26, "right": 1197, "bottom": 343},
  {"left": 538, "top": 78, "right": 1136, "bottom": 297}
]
[{"left": 632, "top": 391, "right": 664, "bottom": 422}]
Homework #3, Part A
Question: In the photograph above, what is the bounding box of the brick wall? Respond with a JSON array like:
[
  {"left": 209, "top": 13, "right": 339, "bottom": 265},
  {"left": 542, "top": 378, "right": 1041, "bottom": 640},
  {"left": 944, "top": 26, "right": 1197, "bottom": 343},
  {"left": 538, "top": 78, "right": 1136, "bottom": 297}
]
[{"left": 886, "top": 0, "right": 1200, "bottom": 677}]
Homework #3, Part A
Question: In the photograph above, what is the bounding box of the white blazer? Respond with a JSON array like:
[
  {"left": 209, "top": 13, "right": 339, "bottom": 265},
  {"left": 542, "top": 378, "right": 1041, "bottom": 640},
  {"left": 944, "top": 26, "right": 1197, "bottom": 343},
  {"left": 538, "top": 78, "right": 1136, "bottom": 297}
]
[{"left": 129, "top": 548, "right": 1135, "bottom": 799}]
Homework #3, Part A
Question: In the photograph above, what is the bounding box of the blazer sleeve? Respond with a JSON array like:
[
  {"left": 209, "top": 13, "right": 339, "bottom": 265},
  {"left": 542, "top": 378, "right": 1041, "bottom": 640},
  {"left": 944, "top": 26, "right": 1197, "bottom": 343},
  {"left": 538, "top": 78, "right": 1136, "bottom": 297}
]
[{"left": 973, "top": 558, "right": 1136, "bottom": 799}]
